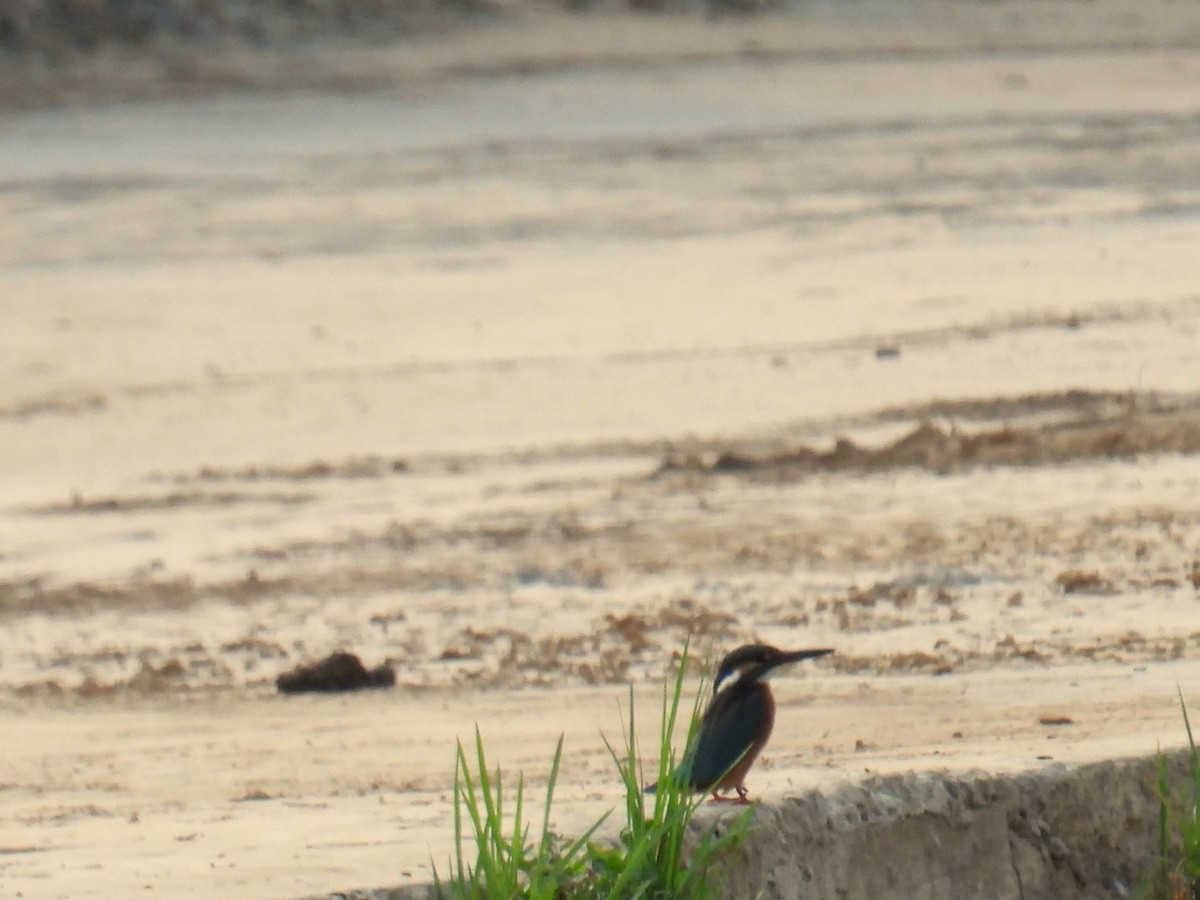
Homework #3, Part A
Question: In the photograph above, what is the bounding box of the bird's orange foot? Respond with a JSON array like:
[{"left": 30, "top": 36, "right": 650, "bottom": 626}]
[{"left": 709, "top": 786, "right": 754, "bottom": 805}]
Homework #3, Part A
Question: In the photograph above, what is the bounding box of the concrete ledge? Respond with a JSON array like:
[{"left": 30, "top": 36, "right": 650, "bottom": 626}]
[
  {"left": 310, "top": 751, "right": 1188, "bottom": 900},
  {"left": 724, "top": 752, "right": 1184, "bottom": 900}
]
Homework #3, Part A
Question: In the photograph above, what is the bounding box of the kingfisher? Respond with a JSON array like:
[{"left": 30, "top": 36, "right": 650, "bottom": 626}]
[{"left": 654, "top": 643, "right": 833, "bottom": 804}]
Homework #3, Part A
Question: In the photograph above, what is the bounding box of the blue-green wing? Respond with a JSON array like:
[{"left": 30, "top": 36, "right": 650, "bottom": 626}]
[{"left": 684, "top": 689, "right": 768, "bottom": 791}]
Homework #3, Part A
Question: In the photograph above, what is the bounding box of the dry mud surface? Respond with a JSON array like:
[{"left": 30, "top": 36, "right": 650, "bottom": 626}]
[{"left": 3, "top": 2, "right": 1200, "bottom": 897}]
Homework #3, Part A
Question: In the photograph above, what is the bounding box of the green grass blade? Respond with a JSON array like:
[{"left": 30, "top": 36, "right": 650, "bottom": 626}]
[
  {"left": 512, "top": 771, "right": 525, "bottom": 874},
  {"left": 540, "top": 734, "right": 563, "bottom": 854}
]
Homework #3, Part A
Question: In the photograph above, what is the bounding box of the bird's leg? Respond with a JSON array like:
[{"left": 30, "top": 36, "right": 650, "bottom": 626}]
[{"left": 709, "top": 785, "right": 754, "bottom": 804}]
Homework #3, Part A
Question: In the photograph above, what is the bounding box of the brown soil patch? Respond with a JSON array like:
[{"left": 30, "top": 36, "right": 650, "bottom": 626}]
[{"left": 659, "top": 391, "right": 1200, "bottom": 481}]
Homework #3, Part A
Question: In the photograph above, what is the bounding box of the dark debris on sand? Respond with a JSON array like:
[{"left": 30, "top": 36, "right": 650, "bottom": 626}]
[{"left": 275, "top": 651, "right": 395, "bottom": 694}]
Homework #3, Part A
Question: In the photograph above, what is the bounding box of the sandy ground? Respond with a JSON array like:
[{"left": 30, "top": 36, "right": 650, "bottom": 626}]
[{"left": 4, "top": 1, "right": 1200, "bottom": 897}]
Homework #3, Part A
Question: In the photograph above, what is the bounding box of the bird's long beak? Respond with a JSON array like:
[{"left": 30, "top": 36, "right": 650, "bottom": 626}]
[
  {"left": 780, "top": 648, "right": 834, "bottom": 665},
  {"left": 762, "top": 647, "right": 834, "bottom": 677}
]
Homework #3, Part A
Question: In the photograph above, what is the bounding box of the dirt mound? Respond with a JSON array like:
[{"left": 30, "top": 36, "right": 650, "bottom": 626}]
[{"left": 276, "top": 651, "right": 396, "bottom": 694}]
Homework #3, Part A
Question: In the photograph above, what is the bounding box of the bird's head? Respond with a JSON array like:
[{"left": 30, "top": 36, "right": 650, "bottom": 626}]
[{"left": 712, "top": 643, "right": 833, "bottom": 693}]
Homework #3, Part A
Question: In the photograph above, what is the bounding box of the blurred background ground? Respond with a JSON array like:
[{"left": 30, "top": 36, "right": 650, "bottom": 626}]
[{"left": 2, "top": 1, "right": 1200, "bottom": 897}]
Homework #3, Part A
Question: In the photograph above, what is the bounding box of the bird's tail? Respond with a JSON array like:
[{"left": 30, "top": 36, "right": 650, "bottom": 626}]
[{"left": 643, "top": 759, "right": 694, "bottom": 795}]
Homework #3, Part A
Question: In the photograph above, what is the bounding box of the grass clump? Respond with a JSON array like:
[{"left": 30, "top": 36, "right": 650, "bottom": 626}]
[
  {"left": 434, "top": 729, "right": 603, "bottom": 899},
  {"left": 435, "top": 644, "right": 753, "bottom": 899},
  {"left": 1140, "top": 689, "right": 1200, "bottom": 900}
]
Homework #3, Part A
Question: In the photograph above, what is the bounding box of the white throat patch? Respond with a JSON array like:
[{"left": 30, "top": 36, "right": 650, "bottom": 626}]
[{"left": 714, "top": 667, "right": 745, "bottom": 693}]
